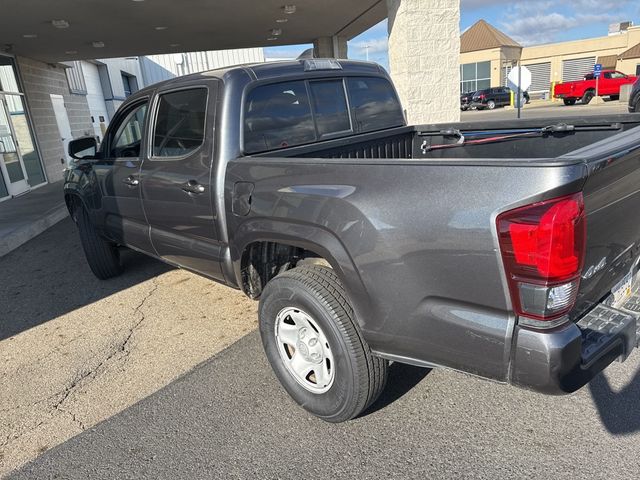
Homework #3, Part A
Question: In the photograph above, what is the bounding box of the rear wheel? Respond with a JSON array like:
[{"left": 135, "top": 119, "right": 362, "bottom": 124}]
[
  {"left": 563, "top": 98, "right": 577, "bottom": 106},
  {"left": 610, "top": 95, "right": 620, "bottom": 101},
  {"left": 259, "top": 265, "right": 388, "bottom": 423},
  {"left": 76, "top": 205, "right": 123, "bottom": 280},
  {"left": 634, "top": 97, "right": 640, "bottom": 113},
  {"left": 582, "top": 90, "right": 595, "bottom": 104}
]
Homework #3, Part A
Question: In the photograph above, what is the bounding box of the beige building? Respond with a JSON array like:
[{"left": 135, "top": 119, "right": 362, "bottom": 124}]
[{"left": 460, "top": 20, "right": 640, "bottom": 95}]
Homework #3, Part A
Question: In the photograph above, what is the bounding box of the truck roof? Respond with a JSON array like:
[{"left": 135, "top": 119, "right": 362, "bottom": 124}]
[{"left": 135, "top": 59, "right": 388, "bottom": 96}]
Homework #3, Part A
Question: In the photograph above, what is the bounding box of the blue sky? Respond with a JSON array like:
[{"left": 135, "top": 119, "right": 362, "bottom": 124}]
[{"left": 265, "top": 0, "right": 640, "bottom": 68}]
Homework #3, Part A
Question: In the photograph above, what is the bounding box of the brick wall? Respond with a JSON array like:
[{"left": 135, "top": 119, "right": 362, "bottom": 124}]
[
  {"left": 16, "top": 56, "right": 93, "bottom": 183},
  {"left": 387, "top": 0, "right": 460, "bottom": 125}
]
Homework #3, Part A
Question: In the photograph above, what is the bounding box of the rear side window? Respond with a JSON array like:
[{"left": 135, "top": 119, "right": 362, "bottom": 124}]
[
  {"left": 346, "top": 77, "right": 404, "bottom": 133},
  {"left": 153, "top": 88, "right": 207, "bottom": 157},
  {"left": 309, "top": 80, "right": 351, "bottom": 136},
  {"left": 244, "top": 81, "right": 315, "bottom": 153}
]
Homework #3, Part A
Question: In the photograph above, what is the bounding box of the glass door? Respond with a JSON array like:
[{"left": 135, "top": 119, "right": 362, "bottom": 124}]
[{"left": 0, "top": 94, "right": 30, "bottom": 198}]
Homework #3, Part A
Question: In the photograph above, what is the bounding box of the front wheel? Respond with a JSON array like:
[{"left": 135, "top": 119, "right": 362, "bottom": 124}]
[
  {"left": 563, "top": 98, "right": 577, "bottom": 106},
  {"left": 76, "top": 205, "right": 123, "bottom": 280},
  {"left": 487, "top": 100, "right": 496, "bottom": 110},
  {"left": 259, "top": 265, "right": 388, "bottom": 423}
]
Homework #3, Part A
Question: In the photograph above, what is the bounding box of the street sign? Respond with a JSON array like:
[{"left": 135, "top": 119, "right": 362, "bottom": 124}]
[
  {"left": 507, "top": 66, "right": 532, "bottom": 93},
  {"left": 594, "top": 63, "right": 603, "bottom": 78},
  {"left": 507, "top": 66, "right": 532, "bottom": 115}
]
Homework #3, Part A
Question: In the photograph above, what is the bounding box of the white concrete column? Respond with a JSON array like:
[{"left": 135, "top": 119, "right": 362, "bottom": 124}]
[
  {"left": 387, "top": 0, "right": 460, "bottom": 124},
  {"left": 313, "top": 36, "right": 348, "bottom": 59}
]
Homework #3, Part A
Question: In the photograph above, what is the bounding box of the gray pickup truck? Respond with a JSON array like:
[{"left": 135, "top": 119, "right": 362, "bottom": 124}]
[{"left": 65, "top": 59, "right": 640, "bottom": 423}]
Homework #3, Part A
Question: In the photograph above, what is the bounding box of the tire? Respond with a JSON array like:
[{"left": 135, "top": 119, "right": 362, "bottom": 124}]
[
  {"left": 563, "top": 98, "right": 577, "bottom": 106},
  {"left": 487, "top": 100, "right": 496, "bottom": 110},
  {"left": 259, "top": 265, "right": 388, "bottom": 423},
  {"left": 76, "top": 205, "right": 123, "bottom": 280},
  {"left": 610, "top": 95, "right": 619, "bottom": 101},
  {"left": 582, "top": 90, "right": 595, "bottom": 104},
  {"left": 634, "top": 97, "right": 640, "bottom": 113}
]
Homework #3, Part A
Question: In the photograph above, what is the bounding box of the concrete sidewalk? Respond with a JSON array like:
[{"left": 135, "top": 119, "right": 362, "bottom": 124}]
[{"left": 0, "top": 181, "right": 67, "bottom": 257}]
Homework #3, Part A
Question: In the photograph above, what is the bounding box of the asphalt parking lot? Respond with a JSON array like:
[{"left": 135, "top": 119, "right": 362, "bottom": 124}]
[
  {"left": 461, "top": 98, "right": 630, "bottom": 121},
  {"left": 0, "top": 218, "right": 257, "bottom": 476},
  {"left": 2, "top": 215, "right": 640, "bottom": 479}
]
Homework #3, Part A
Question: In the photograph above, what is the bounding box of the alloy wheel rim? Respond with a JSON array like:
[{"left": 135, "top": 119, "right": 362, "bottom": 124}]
[{"left": 274, "top": 307, "right": 335, "bottom": 394}]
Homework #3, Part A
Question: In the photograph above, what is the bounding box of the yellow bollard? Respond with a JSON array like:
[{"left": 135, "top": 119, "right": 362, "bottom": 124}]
[
  {"left": 551, "top": 82, "right": 556, "bottom": 102},
  {"left": 510, "top": 90, "right": 515, "bottom": 107}
]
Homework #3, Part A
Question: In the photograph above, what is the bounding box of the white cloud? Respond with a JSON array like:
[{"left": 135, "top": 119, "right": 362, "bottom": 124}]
[{"left": 502, "top": 12, "right": 576, "bottom": 45}]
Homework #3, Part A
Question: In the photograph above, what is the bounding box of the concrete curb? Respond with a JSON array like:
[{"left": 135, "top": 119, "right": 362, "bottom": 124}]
[{"left": 0, "top": 204, "right": 68, "bottom": 258}]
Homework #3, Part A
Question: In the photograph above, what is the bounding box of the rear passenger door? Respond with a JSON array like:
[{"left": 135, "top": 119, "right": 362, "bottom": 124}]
[{"left": 140, "top": 81, "right": 224, "bottom": 280}]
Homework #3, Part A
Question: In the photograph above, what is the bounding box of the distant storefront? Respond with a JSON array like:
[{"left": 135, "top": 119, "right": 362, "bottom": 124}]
[{"left": 460, "top": 20, "right": 640, "bottom": 95}]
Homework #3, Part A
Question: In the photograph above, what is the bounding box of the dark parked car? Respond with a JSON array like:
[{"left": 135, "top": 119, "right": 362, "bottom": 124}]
[
  {"left": 472, "top": 87, "right": 529, "bottom": 110},
  {"left": 460, "top": 91, "right": 475, "bottom": 111},
  {"left": 65, "top": 59, "right": 640, "bottom": 423},
  {"left": 630, "top": 77, "right": 640, "bottom": 112}
]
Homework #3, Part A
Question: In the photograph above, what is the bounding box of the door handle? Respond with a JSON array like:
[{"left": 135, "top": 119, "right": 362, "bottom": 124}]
[
  {"left": 122, "top": 175, "right": 139, "bottom": 187},
  {"left": 181, "top": 180, "right": 205, "bottom": 194}
]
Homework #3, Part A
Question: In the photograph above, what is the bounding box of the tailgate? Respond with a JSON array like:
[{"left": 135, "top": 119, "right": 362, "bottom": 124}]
[
  {"left": 567, "top": 125, "right": 640, "bottom": 320},
  {"left": 554, "top": 83, "right": 572, "bottom": 96}
]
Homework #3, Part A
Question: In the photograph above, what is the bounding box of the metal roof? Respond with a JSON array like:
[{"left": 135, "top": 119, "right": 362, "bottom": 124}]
[
  {"left": 460, "top": 20, "right": 521, "bottom": 54},
  {"left": 619, "top": 42, "right": 640, "bottom": 60},
  {"left": 596, "top": 54, "right": 619, "bottom": 69}
]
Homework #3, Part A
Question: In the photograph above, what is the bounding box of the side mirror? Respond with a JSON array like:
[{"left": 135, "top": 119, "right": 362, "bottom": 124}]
[{"left": 69, "top": 136, "right": 98, "bottom": 160}]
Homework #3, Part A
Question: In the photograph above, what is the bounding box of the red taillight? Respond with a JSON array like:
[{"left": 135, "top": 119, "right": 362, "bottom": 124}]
[{"left": 497, "top": 193, "right": 586, "bottom": 323}]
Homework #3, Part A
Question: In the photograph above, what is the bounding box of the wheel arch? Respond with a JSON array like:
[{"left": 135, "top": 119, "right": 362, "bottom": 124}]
[
  {"left": 64, "top": 190, "right": 88, "bottom": 222},
  {"left": 232, "top": 219, "right": 373, "bottom": 330}
]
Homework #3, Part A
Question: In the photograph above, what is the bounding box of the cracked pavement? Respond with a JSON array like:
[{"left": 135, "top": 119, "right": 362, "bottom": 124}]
[{"left": 0, "top": 218, "right": 258, "bottom": 476}]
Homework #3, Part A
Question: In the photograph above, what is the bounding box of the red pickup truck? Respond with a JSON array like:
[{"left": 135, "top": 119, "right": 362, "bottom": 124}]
[{"left": 554, "top": 70, "right": 637, "bottom": 105}]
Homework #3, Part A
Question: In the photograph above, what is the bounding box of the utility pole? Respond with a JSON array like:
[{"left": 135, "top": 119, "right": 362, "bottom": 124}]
[
  {"left": 517, "top": 61, "right": 522, "bottom": 119},
  {"left": 364, "top": 45, "right": 370, "bottom": 62}
]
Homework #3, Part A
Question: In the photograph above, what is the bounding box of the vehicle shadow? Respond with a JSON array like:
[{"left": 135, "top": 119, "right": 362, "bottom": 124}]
[
  {"left": 0, "top": 218, "right": 170, "bottom": 341},
  {"left": 588, "top": 367, "right": 640, "bottom": 435},
  {"left": 361, "top": 362, "right": 432, "bottom": 417}
]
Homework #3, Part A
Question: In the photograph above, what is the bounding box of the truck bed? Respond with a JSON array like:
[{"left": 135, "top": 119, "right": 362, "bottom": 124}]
[
  {"left": 254, "top": 114, "right": 640, "bottom": 162},
  {"left": 231, "top": 113, "right": 640, "bottom": 382}
]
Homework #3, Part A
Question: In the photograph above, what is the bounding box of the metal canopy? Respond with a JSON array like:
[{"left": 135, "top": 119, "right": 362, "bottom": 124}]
[{"left": 0, "top": 0, "right": 386, "bottom": 62}]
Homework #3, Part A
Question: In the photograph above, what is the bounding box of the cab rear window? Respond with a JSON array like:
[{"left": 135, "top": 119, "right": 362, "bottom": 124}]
[
  {"left": 346, "top": 77, "right": 404, "bottom": 133},
  {"left": 243, "top": 76, "right": 404, "bottom": 154},
  {"left": 243, "top": 81, "right": 315, "bottom": 153}
]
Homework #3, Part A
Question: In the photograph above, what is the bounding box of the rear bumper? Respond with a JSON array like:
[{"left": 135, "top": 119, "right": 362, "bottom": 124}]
[{"left": 510, "top": 286, "right": 640, "bottom": 395}]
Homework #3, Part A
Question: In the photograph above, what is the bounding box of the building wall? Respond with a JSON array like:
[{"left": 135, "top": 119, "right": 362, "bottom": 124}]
[
  {"left": 142, "top": 48, "right": 265, "bottom": 82},
  {"left": 82, "top": 61, "right": 110, "bottom": 140},
  {"left": 521, "top": 26, "right": 640, "bottom": 83},
  {"left": 618, "top": 58, "right": 640, "bottom": 76},
  {"left": 92, "top": 57, "right": 144, "bottom": 119},
  {"left": 387, "top": 0, "right": 460, "bottom": 124},
  {"left": 16, "top": 56, "right": 93, "bottom": 183}
]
